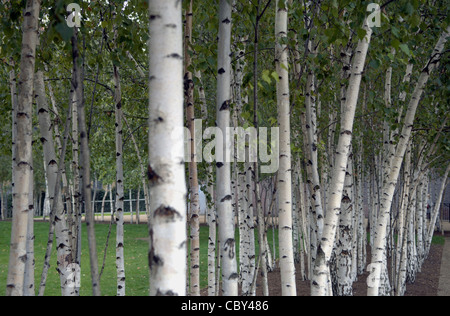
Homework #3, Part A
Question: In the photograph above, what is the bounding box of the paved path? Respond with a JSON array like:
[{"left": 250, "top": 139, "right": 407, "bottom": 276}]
[{"left": 438, "top": 237, "right": 450, "bottom": 296}]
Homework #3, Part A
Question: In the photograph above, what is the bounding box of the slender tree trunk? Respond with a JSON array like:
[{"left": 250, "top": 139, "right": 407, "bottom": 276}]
[
  {"left": 396, "top": 141, "right": 412, "bottom": 296},
  {"left": 6, "top": 0, "right": 41, "bottom": 296},
  {"left": 195, "top": 71, "right": 217, "bottom": 296},
  {"left": 148, "top": 0, "right": 187, "bottom": 296},
  {"left": 37, "top": 87, "right": 73, "bottom": 296},
  {"left": 70, "top": 78, "right": 81, "bottom": 263},
  {"left": 425, "top": 164, "right": 450, "bottom": 255},
  {"left": 9, "top": 62, "right": 18, "bottom": 222},
  {"left": 0, "top": 183, "right": 5, "bottom": 221},
  {"left": 113, "top": 31, "right": 126, "bottom": 295},
  {"left": 122, "top": 115, "right": 151, "bottom": 219},
  {"left": 216, "top": 0, "right": 238, "bottom": 296},
  {"left": 253, "top": 0, "right": 269, "bottom": 296},
  {"left": 23, "top": 150, "right": 34, "bottom": 296},
  {"left": 275, "top": 0, "right": 296, "bottom": 296},
  {"left": 136, "top": 186, "right": 140, "bottom": 224},
  {"left": 184, "top": 0, "right": 201, "bottom": 296},
  {"left": 335, "top": 150, "right": 354, "bottom": 296},
  {"left": 72, "top": 27, "right": 101, "bottom": 296},
  {"left": 100, "top": 185, "right": 108, "bottom": 222},
  {"left": 311, "top": 19, "right": 373, "bottom": 296},
  {"left": 129, "top": 190, "right": 133, "bottom": 225},
  {"left": 36, "top": 71, "right": 77, "bottom": 296},
  {"left": 368, "top": 27, "right": 449, "bottom": 296}
]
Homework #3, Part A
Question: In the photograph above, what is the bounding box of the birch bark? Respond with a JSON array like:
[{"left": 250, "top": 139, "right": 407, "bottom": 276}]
[
  {"left": 196, "top": 71, "right": 217, "bottom": 296},
  {"left": 425, "top": 164, "right": 450, "bottom": 255},
  {"left": 113, "top": 32, "right": 126, "bottom": 295},
  {"left": 216, "top": 0, "right": 238, "bottom": 296},
  {"left": 148, "top": 0, "right": 187, "bottom": 296},
  {"left": 335, "top": 151, "right": 354, "bottom": 296},
  {"left": 275, "top": 0, "right": 296, "bottom": 296},
  {"left": 72, "top": 27, "right": 101, "bottom": 296},
  {"left": 35, "top": 71, "right": 76, "bottom": 296},
  {"left": 6, "top": 0, "right": 41, "bottom": 296},
  {"left": 184, "top": 0, "right": 201, "bottom": 296},
  {"left": 311, "top": 19, "right": 373, "bottom": 296}
]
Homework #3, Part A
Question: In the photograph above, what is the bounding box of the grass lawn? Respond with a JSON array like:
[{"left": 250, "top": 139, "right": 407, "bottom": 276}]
[
  {"left": 0, "top": 220, "right": 279, "bottom": 296},
  {"left": 0, "top": 221, "right": 151, "bottom": 296}
]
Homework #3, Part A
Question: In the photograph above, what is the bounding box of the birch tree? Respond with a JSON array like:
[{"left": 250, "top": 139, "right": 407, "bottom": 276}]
[
  {"left": 72, "top": 26, "right": 101, "bottom": 296},
  {"left": 275, "top": 0, "right": 296, "bottom": 296},
  {"left": 425, "top": 163, "right": 450, "bottom": 256},
  {"left": 6, "top": 0, "right": 41, "bottom": 296},
  {"left": 35, "top": 71, "right": 77, "bottom": 296},
  {"left": 311, "top": 17, "right": 373, "bottom": 296},
  {"left": 113, "top": 23, "right": 126, "bottom": 296},
  {"left": 184, "top": 0, "right": 201, "bottom": 296},
  {"left": 216, "top": 0, "right": 238, "bottom": 296},
  {"left": 148, "top": 0, "right": 187, "bottom": 296}
]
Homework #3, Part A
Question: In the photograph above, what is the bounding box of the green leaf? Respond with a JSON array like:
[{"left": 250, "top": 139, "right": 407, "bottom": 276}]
[
  {"left": 262, "top": 70, "right": 271, "bottom": 84},
  {"left": 369, "top": 59, "right": 381, "bottom": 69},
  {"left": 356, "top": 28, "right": 367, "bottom": 40},
  {"left": 391, "top": 26, "right": 400, "bottom": 38},
  {"left": 391, "top": 39, "right": 401, "bottom": 50},
  {"left": 271, "top": 71, "right": 280, "bottom": 83},
  {"left": 399, "top": 44, "right": 411, "bottom": 56}
]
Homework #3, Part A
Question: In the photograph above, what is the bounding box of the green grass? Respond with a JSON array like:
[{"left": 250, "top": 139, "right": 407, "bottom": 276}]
[
  {"left": 0, "top": 221, "right": 150, "bottom": 296},
  {"left": 0, "top": 221, "right": 279, "bottom": 296},
  {"left": 431, "top": 234, "right": 446, "bottom": 246}
]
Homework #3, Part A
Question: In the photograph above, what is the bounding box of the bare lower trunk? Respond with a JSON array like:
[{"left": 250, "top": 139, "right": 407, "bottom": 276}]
[
  {"left": 113, "top": 31, "right": 126, "bottom": 295},
  {"left": 425, "top": 164, "right": 450, "bottom": 255},
  {"left": 311, "top": 19, "right": 372, "bottom": 296},
  {"left": 275, "top": 0, "right": 296, "bottom": 296},
  {"left": 72, "top": 27, "right": 101, "bottom": 296},
  {"left": 216, "top": 0, "right": 238, "bottom": 296},
  {"left": 148, "top": 0, "right": 187, "bottom": 296},
  {"left": 184, "top": 0, "right": 201, "bottom": 296},
  {"left": 36, "top": 71, "right": 77, "bottom": 296},
  {"left": 38, "top": 94, "right": 73, "bottom": 296},
  {"left": 6, "top": 0, "right": 41, "bottom": 296}
]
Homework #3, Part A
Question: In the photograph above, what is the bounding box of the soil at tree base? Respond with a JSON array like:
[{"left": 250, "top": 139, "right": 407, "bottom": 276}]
[
  {"left": 252, "top": 244, "right": 444, "bottom": 296},
  {"left": 201, "top": 242, "right": 444, "bottom": 296}
]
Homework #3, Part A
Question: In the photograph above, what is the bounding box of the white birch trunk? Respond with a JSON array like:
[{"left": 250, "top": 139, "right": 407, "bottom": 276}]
[
  {"left": 184, "top": 0, "right": 201, "bottom": 296},
  {"left": 425, "top": 164, "right": 450, "bottom": 255},
  {"left": 196, "top": 71, "right": 217, "bottom": 296},
  {"left": 113, "top": 46, "right": 126, "bottom": 296},
  {"left": 275, "top": 0, "right": 296, "bottom": 296},
  {"left": 216, "top": 0, "right": 238, "bottom": 296},
  {"left": 148, "top": 0, "right": 187, "bottom": 296},
  {"left": 311, "top": 20, "right": 373, "bottom": 296},
  {"left": 72, "top": 27, "right": 101, "bottom": 296},
  {"left": 23, "top": 152, "right": 34, "bottom": 296},
  {"left": 336, "top": 151, "right": 354, "bottom": 296},
  {"left": 6, "top": 0, "right": 40, "bottom": 296},
  {"left": 122, "top": 115, "right": 151, "bottom": 220},
  {"left": 36, "top": 71, "right": 77, "bottom": 296},
  {"left": 396, "top": 141, "right": 411, "bottom": 296}
]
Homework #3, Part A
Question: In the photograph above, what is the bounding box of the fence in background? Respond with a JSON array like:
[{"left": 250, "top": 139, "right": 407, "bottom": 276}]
[{"left": 442, "top": 203, "right": 450, "bottom": 222}]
